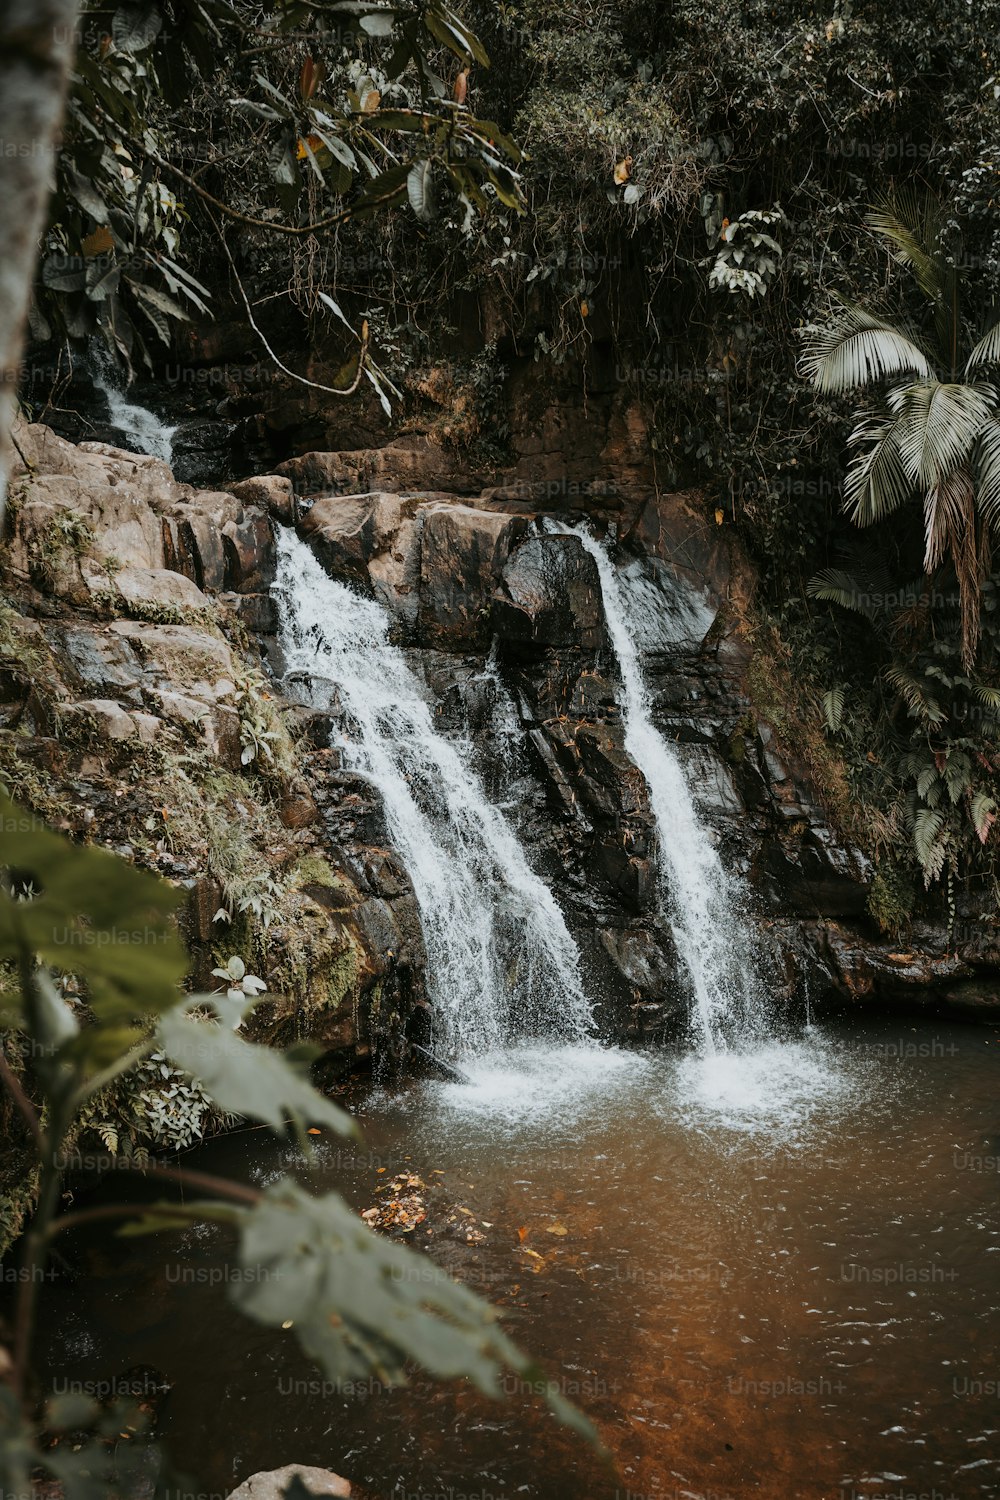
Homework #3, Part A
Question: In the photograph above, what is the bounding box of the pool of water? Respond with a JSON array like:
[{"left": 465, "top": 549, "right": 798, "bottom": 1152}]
[{"left": 35, "top": 1017, "right": 1000, "bottom": 1499}]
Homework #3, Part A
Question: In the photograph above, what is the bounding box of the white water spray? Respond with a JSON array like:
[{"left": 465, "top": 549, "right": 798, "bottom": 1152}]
[
  {"left": 92, "top": 355, "right": 176, "bottom": 463},
  {"left": 564, "top": 525, "right": 771, "bottom": 1053},
  {"left": 274, "top": 528, "right": 592, "bottom": 1058}
]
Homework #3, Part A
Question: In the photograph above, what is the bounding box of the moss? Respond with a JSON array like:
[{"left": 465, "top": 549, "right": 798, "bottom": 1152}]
[
  {"left": 289, "top": 852, "right": 339, "bottom": 888},
  {"left": 868, "top": 860, "right": 916, "bottom": 938},
  {"left": 89, "top": 589, "right": 214, "bottom": 628}
]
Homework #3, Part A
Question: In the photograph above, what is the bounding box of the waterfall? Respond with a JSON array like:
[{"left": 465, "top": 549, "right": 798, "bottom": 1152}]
[
  {"left": 564, "top": 525, "right": 772, "bottom": 1053},
  {"left": 274, "top": 528, "right": 592, "bottom": 1058},
  {"left": 92, "top": 354, "right": 176, "bottom": 463}
]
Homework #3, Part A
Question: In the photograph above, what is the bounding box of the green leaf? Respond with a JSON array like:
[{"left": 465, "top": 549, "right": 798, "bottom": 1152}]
[
  {"left": 822, "top": 684, "right": 845, "bottom": 731},
  {"left": 112, "top": 1, "right": 163, "bottom": 52},
  {"left": 407, "top": 159, "right": 434, "bottom": 221},
  {"left": 0, "top": 794, "right": 186, "bottom": 1046},
  {"left": 44, "top": 1392, "right": 100, "bottom": 1430},
  {"left": 157, "top": 1003, "right": 357, "bottom": 1138},
  {"left": 360, "top": 11, "right": 395, "bottom": 35}
]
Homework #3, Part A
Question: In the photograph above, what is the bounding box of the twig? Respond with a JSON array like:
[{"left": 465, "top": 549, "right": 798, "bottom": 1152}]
[{"left": 215, "top": 222, "right": 369, "bottom": 398}]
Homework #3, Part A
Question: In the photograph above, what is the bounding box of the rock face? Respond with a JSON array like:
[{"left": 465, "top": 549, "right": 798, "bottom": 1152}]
[
  {"left": 5, "top": 412, "right": 997, "bottom": 1180},
  {"left": 1, "top": 418, "right": 428, "bottom": 1088}
]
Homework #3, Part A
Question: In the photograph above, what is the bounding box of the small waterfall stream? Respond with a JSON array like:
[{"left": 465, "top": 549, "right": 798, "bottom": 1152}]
[
  {"left": 564, "top": 525, "right": 772, "bottom": 1053},
  {"left": 92, "top": 353, "right": 176, "bottom": 463},
  {"left": 274, "top": 528, "right": 592, "bottom": 1057}
]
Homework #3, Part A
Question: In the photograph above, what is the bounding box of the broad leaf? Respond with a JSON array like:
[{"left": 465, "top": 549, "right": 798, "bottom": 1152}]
[{"left": 157, "top": 1003, "right": 357, "bottom": 1139}]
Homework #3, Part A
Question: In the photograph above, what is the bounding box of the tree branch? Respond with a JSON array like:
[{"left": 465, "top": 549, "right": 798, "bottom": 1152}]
[{"left": 215, "top": 223, "right": 369, "bottom": 398}]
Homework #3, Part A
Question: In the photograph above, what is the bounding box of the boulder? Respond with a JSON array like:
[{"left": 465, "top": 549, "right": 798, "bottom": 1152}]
[
  {"left": 418, "top": 503, "right": 526, "bottom": 647},
  {"left": 226, "top": 1465, "right": 350, "bottom": 1500},
  {"left": 229, "top": 474, "right": 296, "bottom": 524},
  {"left": 493, "top": 535, "right": 604, "bottom": 649},
  {"left": 85, "top": 565, "right": 211, "bottom": 615},
  {"left": 276, "top": 435, "right": 492, "bottom": 498},
  {"left": 298, "top": 492, "right": 404, "bottom": 584}
]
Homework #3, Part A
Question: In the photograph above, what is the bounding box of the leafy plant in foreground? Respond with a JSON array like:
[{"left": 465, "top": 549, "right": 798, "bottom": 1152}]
[{"left": 0, "top": 793, "right": 591, "bottom": 1494}]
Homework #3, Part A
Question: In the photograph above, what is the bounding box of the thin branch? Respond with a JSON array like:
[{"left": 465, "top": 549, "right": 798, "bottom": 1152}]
[
  {"left": 215, "top": 221, "right": 369, "bottom": 398},
  {"left": 126, "top": 136, "right": 356, "bottom": 237}
]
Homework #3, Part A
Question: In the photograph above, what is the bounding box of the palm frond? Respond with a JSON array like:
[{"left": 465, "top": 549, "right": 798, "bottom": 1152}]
[
  {"left": 800, "top": 300, "right": 934, "bottom": 393},
  {"left": 806, "top": 568, "right": 880, "bottom": 620},
  {"left": 923, "top": 465, "right": 975, "bottom": 575},
  {"left": 974, "top": 417, "right": 1000, "bottom": 529},
  {"left": 866, "top": 190, "right": 946, "bottom": 306},
  {"left": 965, "top": 319, "right": 1000, "bottom": 374},
  {"left": 886, "top": 663, "right": 946, "bottom": 726},
  {"left": 843, "top": 411, "right": 914, "bottom": 524},
  {"left": 888, "top": 380, "right": 995, "bottom": 489}
]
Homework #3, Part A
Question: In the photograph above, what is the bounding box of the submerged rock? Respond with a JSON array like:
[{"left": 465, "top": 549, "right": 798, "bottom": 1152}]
[{"left": 225, "top": 1465, "right": 351, "bottom": 1500}]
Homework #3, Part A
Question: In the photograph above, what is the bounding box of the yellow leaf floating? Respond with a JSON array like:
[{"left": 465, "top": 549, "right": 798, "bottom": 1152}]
[{"left": 714, "top": 508, "right": 724, "bottom": 526}]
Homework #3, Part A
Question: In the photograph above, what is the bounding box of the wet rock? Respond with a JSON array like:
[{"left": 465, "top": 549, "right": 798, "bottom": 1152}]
[
  {"left": 418, "top": 504, "right": 526, "bottom": 647},
  {"left": 225, "top": 1465, "right": 350, "bottom": 1500},
  {"left": 493, "top": 535, "right": 604, "bottom": 650},
  {"left": 229, "top": 474, "right": 296, "bottom": 524},
  {"left": 220, "top": 590, "right": 278, "bottom": 634},
  {"left": 298, "top": 492, "right": 408, "bottom": 584},
  {"left": 279, "top": 789, "right": 320, "bottom": 828}
]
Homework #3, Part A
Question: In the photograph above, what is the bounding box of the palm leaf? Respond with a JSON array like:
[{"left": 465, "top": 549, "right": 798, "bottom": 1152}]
[
  {"left": 843, "top": 411, "right": 914, "bottom": 524},
  {"left": 886, "top": 663, "right": 946, "bottom": 726},
  {"left": 965, "top": 319, "right": 1000, "bottom": 374},
  {"left": 800, "top": 300, "right": 934, "bottom": 393},
  {"left": 806, "top": 567, "right": 880, "bottom": 620},
  {"left": 887, "top": 380, "right": 995, "bottom": 489},
  {"left": 866, "top": 190, "right": 946, "bottom": 306},
  {"left": 923, "top": 466, "right": 975, "bottom": 574},
  {"left": 974, "top": 417, "right": 1000, "bottom": 529}
]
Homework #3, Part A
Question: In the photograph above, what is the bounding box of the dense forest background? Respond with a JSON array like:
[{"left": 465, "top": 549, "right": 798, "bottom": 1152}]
[{"left": 24, "top": 0, "right": 1000, "bottom": 932}]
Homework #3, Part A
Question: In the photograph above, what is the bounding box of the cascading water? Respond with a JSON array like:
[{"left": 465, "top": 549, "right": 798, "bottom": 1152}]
[
  {"left": 274, "top": 527, "right": 592, "bottom": 1058},
  {"left": 563, "top": 524, "right": 773, "bottom": 1054},
  {"left": 92, "top": 353, "right": 176, "bottom": 463}
]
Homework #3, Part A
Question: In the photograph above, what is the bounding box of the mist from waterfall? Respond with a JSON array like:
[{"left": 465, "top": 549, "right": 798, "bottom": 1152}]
[
  {"left": 274, "top": 527, "right": 592, "bottom": 1058},
  {"left": 563, "top": 524, "right": 773, "bottom": 1053}
]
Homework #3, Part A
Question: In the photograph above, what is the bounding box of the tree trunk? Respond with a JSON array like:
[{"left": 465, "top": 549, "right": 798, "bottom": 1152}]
[{"left": 0, "top": 0, "right": 80, "bottom": 521}]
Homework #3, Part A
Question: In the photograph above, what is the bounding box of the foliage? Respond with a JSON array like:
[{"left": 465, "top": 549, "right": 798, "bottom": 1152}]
[
  {"left": 802, "top": 189, "right": 1000, "bottom": 670},
  {"left": 0, "top": 794, "right": 591, "bottom": 1492},
  {"left": 37, "top": 0, "right": 525, "bottom": 395}
]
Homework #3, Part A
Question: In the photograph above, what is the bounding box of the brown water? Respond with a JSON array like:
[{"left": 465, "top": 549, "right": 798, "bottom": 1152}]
[{"left": 34, "top": 1019, "right": 1000, "bottom": 1500}]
